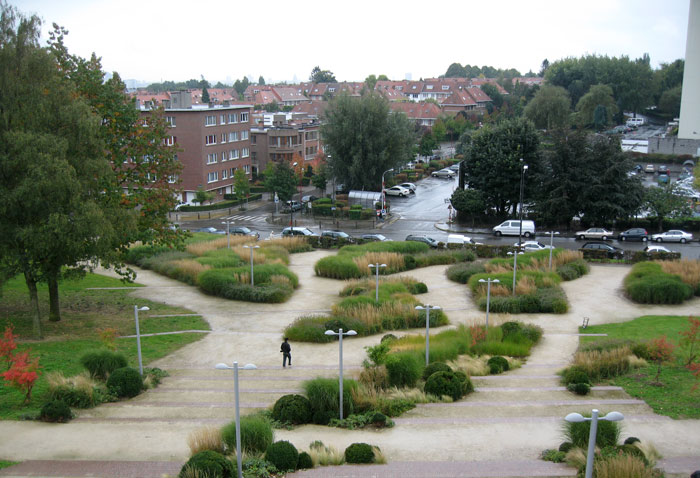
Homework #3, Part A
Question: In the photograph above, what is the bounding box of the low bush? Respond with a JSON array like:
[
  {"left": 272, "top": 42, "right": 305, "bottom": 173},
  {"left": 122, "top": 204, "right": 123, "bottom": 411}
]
[
  {"left": 179, "top": 450, "right": 233, "bottom": 478},
  {"left": 221, "top": 415, "right": 274, "bottom": 454},
  {"left": 446, "top": 262, "right": 486, "bottom": 283},
  {"left": 377, "top": 397, "right": 416, "bottom": 417},
  {"left": 80, "top": 350, "right": 128, "bottom": 380},
  {"left": 540, "top": 449, "right": 566, "bottom": 463},
  {"left": 572, "top": 347, "right": 632, "bottom": 381},
  {"left": 624, "top": 261, "right": 694, "bottom": 304},
  {"left": 39, "top": 400, "right": 73, "bottom": 423},
  {"left": 329, "top": 411, "right": 393, "bottom": 430},
  {"left": 422, "top": 362, "right": 451, "bottom": 380},
  {"left": 559, "top": 442, "right": 574, "bottom": 453},
  {"left": 199, "top": 275, "right": 294, "bottom": 303},
  {"left": 297, "top": 451, "right": 313, "bottom": 470},
  {"left": 564, "top": 415, "right": 621, "bottom": 448},
  {"left": 424, "top": 370, "right": 469, "bottom": 401},
  {"left": 283, "top": 316, "right": 334, "bottom": 343},
  {"left": 561, "top": 366, "right": 591, "bottom": 386},
  {"left": 557, "top": 259, "right": 589, "bottom": 281},
  {"left": 265, "top": 441, "right": 299, "bottom": 472},
  {"left": 385, "top": 352, "right": 423, "bottom": 388},
  {"left": 303, "top": 377, "right": 358, "bottom": 420},
  {"left": 106, "top": 367, "right": 143, "bottom": 398},
  {"left": 567, "top": 382, "right": 591, "bottom": 395},
  {"left": 187, "top": 426, "right": 224, "bottom": 455},
  {"left": 344, "top": 443, "right": 376, "bottom": 464},
  {"left": 46, "top": 372, "right": 106, "bottom": 408},
  {"left": 487, "top": 356, "right": 509, "bottom": 374},
  {"left": 271, "top": 394, "right": 312, "bottom": 425}
]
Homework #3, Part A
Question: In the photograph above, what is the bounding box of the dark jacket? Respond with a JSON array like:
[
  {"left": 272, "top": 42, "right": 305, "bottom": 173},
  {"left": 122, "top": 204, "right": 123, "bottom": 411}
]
[{"left": 281, "top": 341, "right": 291, "bottom": 353}]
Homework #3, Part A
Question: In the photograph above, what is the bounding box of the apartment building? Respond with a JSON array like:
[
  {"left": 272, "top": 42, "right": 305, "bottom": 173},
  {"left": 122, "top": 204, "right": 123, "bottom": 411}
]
[{"left": 250, "top": 114, "right": 322, "bottom": 173}]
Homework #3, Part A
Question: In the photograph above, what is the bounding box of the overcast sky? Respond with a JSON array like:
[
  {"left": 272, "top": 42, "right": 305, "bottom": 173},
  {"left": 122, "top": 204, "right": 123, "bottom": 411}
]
[{"left": 17, "top": 0, "right": 691, "bottom": 85}]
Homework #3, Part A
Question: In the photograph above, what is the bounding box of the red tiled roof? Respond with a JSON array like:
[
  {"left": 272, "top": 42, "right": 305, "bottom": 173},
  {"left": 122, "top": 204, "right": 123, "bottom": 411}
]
[
  {"left": 273, "top": 87, "right": 306, "bottom": 102},
  {"left": 468, "top": 87, "right": 493, "bottom": 103},
  {"left": 441, "top": 90, "right": 477, "bottom": 106},
  {"left": 390, "top": 101, "right": 441, "bottom": 119},
  {"left": 291, "top": 101, "right": 328, "bottom": 117}
]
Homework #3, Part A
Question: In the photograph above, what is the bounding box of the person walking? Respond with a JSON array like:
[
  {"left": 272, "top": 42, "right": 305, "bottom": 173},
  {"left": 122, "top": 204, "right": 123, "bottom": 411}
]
[{"left": 281, "top": 337, "right": 292, "bottom": 368}]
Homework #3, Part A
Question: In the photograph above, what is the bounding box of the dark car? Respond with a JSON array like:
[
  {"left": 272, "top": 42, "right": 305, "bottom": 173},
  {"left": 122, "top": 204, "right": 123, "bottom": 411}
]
[
  {"left": 657, "top": 165, "right": 670, "bottom": 175},
  {"left": 618, "top": 228, "right": 648, "bottom": 242},
  {"left": 321, "top": 230, "right": 355, "bottom": 243},
  {"left": 405, "top": 234, "right": 439, "bottom": 248},
  {"left": 361, "top": 234, "right": 391, "bottom": 242},
  {"left": 229, "top": 226, "right": 260, "bottom": 239},
  {"left": 580, "top": 242, "right": 624, "bottom": 259}
]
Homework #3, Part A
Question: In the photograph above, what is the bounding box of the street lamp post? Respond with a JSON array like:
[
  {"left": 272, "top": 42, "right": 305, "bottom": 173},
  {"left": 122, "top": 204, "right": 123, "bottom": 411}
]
[
  {"left": 381, "top": 168, "right": 394, "bottom": 216},
  {"left": 513, "top": 160, "right": 528, "bottom": 296},
  {"left": 544, "top": 231, "right": 560, "bottom": 271},
  {"left": 221, "top": 219, "right": 232, "bottom": 249},
  {"left": 242, "top": 245, "right": 260, "bottom": 286},
  {"left": 565, "top": 409, "right": 624, "bottom": 478},
  {"left": 415, "top": 304, "right": 441, "bottom": 365},
  {"left": 290, "top": 162, "right": 298, "bottom": 227},
  {"left": 478, "top": 278, "right": 500, "bottom": 328},
  {"left": 324, "top": 328, "right": 357, "bottom": 420},
  {"left": 134, "top": 305, "right": 150, "bottom": 376},
  {"left": 368, "top": 263, "right": 387, "bottom": 302},
  {"left": 215, "top": 362, "right": 257, "bottom": 478}
]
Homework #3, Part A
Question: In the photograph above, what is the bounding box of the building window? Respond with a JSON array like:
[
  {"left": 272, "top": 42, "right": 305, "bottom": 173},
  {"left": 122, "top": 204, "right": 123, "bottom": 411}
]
[
  {"left": 243, "top": 165, "right": 250, "bottom": 173},
  {"left": 228, "top": 113, "right": 237, "bottom": 123},
  {"left": 207, "top": 172, "right": 218, "bottom": 183},
  {"left": 220, "top": 114, "right": 227, "bottom": 124},
  {"left": 221, "top": 151, "right": 228, "bottom": 161},
  {"left": 231, "top": 149, "right": 239, "bottom": 159},
  {"left": 229, "top": 131, "right": 238, "bottom": 142},
  {"left": 222, "top": 169, "right": 228, "bottom": 180},
  {"left": 240, "top": 112, "right": 249, "bottom": 122},
  {"left": 251, "top": 135, "right": 257, "bottom": 144},
  {"left": 205, "top": 134, "right": 216, "bottom": 145},
  {"left": 241, "top": 147, "right": 249, "bottom": 158},
  {"left": 205, "top": 115, "right": 216, "bottom": 126},
  {"left": 165, "top": 116, "right": 176, "bottom": 127},
  {"left": 304, "top": 131, "right": 318, "bottom": 140},
  {"left": 221, "top": 133, "right": 227, "bottom": 143},
  {"left": 206, "top": 153, "right": 218, "bottom": 164},
  {"left": 241, "top": 130, "right": 249, "bottom": 140},
  {"left": 328, "top": 87, "right": 335, "bottom": 93},
  {"left": 164, "top": 135, "right": 176, "bottom": 146},
  {"left": 442, "top": 85, "right": 449, "bottom": 90}
]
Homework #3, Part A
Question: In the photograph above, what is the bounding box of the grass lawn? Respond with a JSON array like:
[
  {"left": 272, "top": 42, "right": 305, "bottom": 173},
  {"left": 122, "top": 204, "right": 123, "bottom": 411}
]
[
  {"left": 0, "top": 272, "right": 209, "bottom": 420},
  {"left": 0, "top": 461, "right": 17, "bottom": 469},
  {"left": 580, "top": 315, "right": 700, "bottom": 419}
]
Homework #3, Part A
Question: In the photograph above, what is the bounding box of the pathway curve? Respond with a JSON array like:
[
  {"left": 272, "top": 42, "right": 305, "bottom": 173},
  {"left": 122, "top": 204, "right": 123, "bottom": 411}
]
[{"left": 1, "top": 257, "right": 699, "bottom": 477}]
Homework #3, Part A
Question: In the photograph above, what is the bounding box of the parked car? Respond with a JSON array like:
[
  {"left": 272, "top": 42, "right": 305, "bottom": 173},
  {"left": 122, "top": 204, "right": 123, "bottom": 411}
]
[
  {"left": 384, "top": 185, "right": 411, "bottom": 197},
  {"left": 399, "top": 182, "right": 417, "bottom": 193},
  {"left": 405, "top": 234, "right": 439, "bottom": 248},
  {"left": 282, "top": 200, "right": 302, "bottom": 212},
  {"left": 514, "top": 240, "right": 553, "bottom": 252},
  {"left": 632, "top": 164, "right": 643, "bottom": 174},
  {"left": 492, "top": 220, "right": 536, "bottom": 237},
  {"left": 448, "top": 163, "right": 461, "bottom": 172},
  {"left": 644, "top": 245, "right": 673, "bottom": 253},
  {"left": 361, "top": 234, "right": 391, "bottom": 242},
  {"left": 644, "top": 164, "right": 655, "bottom": 173},
  {"left": 651, "top": 230, "right": 693, "bottom": 243},
  {"left": 194, "top": 227, "right": 225, "bottom": 234},
  {"left": 301, "top": 195, "right": 319, "bottom": 203},
  {"left": 580, "top": 242, "right": 624, "bottom": 259},
  {"left": 321, "top": 230, "right": 354, "bottom": 242},
  {"left": 448, "top": 234, "right": 480, "bottom": 246},
  {"left": 575, "top": 227, "right": 613, "bottom": 241},
  {"left": 229, "top": 226, "right": 260, "bottom": 239},
  {"left": 617, "top": 228, "right": 648, "bottom": 242},
  {"left": 657, "top": 165, "right": 670, "bottom": 175},
  {"left": 657, "top": 173, "right": 670, "bottom": 184},
  {"left": 431, "top": 168, "right": 456, "bottom": 179},
  {"left": 281, "top": 227, "right": 317, "bottom": 237}
]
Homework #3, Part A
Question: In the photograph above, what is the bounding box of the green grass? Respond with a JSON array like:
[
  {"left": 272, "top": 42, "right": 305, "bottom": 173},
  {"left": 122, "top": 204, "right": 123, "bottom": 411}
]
[
  {"left": 579, "top": 315, "right": 700, "bottom": 419},
  {"left": 0, "top": 461, "right": 18, "bottom": 469},
  {"left": 0, "top": 272, "right": 209, "bottom": 420}
]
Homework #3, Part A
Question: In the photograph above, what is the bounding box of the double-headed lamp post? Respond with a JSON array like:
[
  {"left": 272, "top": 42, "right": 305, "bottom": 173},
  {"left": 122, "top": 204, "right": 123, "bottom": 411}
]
[
  {"left": 565, "top": 410, "right": 624, "bottom": 478},
  {"left": 134, "top": 305, "right": 150, "bottom": 375},
  {"left": 381, "top": 168, "right": 394, "bottom": 214},
  {"left": 290, "top": 161, "right": 298, "bottom": 226},
  {"left": 544, "top": 231, "right": 560, "bottom": 271},
  {"left": 221, "top": 219, "right": 233, "bottom": 249},
  {"left": 368, "top": 263, "right": 387, "bottom": 302},
  {"left": 215, "top": 361, "right": 257, "bottom": 478},
  {"left": 513, "top": 160, "right": 528, "bottom": 296},
  {"left": 478, "top": 278, "right": 499, "bottom": 329},
  {"left": 415, "top": 304, "right": 441, "bottom": 365},
  {"left": 324, "top": 328, "right": 357, "bottom": 420},
  {"left": 242, "top": 245, "right": 260, "bottom": 286}
]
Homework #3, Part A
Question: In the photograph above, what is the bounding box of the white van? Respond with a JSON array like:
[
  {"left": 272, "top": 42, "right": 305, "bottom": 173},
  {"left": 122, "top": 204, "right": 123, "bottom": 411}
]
[
  {"left": 447, "top": 234, "right": 481, "bottom": 246},
  {"left": 492, "top": 220, "right": 535, "bottom": 237},
  {"left": 626, "top": 117, "right": 646, "bottom": 128}
]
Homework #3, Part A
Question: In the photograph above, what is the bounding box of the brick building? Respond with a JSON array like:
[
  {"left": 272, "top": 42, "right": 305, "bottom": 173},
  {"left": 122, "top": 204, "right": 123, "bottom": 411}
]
[{"left": 250, "top": 113, "right": 322, "bottom": 173}]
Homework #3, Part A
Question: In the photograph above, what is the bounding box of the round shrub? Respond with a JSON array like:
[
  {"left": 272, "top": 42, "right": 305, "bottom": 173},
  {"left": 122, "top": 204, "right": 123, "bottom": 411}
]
[
  {"left": 624, "top": 436, "right": 641, "bottom": 445},
  {"left": 312, "top": 410, "right": 335, "bottom": 425},
  {"left": 80, "top": 350, "right": 128, "bottom": 380},
  {"left": 369, "top": 411, "right": 387, "bottom": 425},
  {"left": 487, "top": 356, "right": 509, "bottom": 374},
  {"left": 179, "top": 450, "right": 233, "bottom": 478},
  {"left": 404, "top": 255, "right": 417, "bottom": 270},
  {"left": 567, "top": 382, "right": 591, "bottom": 395},
  {"left": 380, "top": 334, "right": 397, "bottom": 344},
  {"left": 407, "top": 282, "right": 428, "bottom": 294},
  {"left": 559, "top": 442, "right": 574, "bottom": 453},
  {"left": 39, "top": 400, "right": 73, "bottom": 423},
  {"left": 500, "top": 321, "right": 522, "bottom": 340},
  {"left": 344, "top": 443, "right": 375, "bottom": 464},
  {"left": 272, "top": 394, "right": 312, "bottom": 425},
  {"left": 385, "top": 353, "right": 423, "bottom": 388},
  {"left": 561, "top": 366, "right": 591, "bottom": 386},
  {"left": 424, "top": 371, "right": 467, "bottom": 401},
  {"left": 221, "top": 415, "right": 274, "bottom": 454},
  {"left": 297, "top": 451, "right": 313, "bottom": 470},
  {"left": 265, "top": 440, "right": 299, "bottom": 472},
  {"left": 106, "top": 367, "right": 143, "bottom": 398},
  {"left": 619, "top": 444, "right": 649, "bottom": 465},
  {"left": 422, "top": 362, "right": 451, "bottom": 380}
]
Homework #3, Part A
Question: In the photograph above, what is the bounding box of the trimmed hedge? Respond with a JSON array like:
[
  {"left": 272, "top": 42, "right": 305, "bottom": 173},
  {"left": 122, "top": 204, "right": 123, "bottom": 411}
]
[
  {"left": 422, "top": 362, "right": 451, "bottom": 380},
  {"left": 446, "top": 262, "right": 486, "bottom": 283},
  {"left": 179, "top": 450, "right": 233, "bottom": 478},
  {"left": 272, "top": 394, "right": 312, "bottom": 425},
  {"left": 198, "top": 264, "right": 299, "bottom": 303},
  {"left": 106, "top": 367, "right": 143, "bottom": 398},
  {"left": 265, "top": 441, "right": 299, "bottom": 472},
  {"left": 624, "top": 261, "right": 694, "bottom": 304},
  {"left": 39, "top": 400, "right": 73, "bottom": 423},
  {"left": 344, "top": 443, "right": 375, "bottom": 464},
  {"left": 178, "top": 193, "right": 263, "bottom": 212},
  {"left": 424, "top": 370, "right": 469, "bottom": 401}
]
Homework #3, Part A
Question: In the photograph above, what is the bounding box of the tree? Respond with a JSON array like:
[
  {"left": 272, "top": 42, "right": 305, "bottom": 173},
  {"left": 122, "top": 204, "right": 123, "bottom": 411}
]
[
  {"left": 450, "top": 188, "right": 485, "bottom": 227},
  {"left": 365, "top": 74, "right": 378, "bottom": 91},
  {"left": 264, "top": 162, "right": 297, "bottom": 202},
  {"left": 444, "top": 62, "right": 467, "bottom": 78},
  {"left": 648, "top": 336, "right": 675, "bottom": 383},
  {"left": 193, "top": 186, "right": 214, "bottom": 206},
  {"left": 233, "top": 168, "right": 250, "bottom": 209},
  {"left": 263, "top": 100, "right": 280, "bottom": 113},
  {"left": 538, "top": 59, "right": 550, "bottom": 77},
  {"left": 233, "top": 76, "right": 250, "bottom": 97},
  {"left": 311, "top": 163, "right": 328, "bottom": 193},
  {"left": 201, "top": 86, "right": 210, "bottom": 104},
  {"left": 524, "top": 85, "right": 571, "bottom": 130},
  {"left": 480, "top": 83, "right": 503, "bottom": 109},
  {"left": 644, "top": 183, "right": 692, "bottom": 231},
  {"left": 460, "top": 118, "right": 540, "bottom": 216},
  {"left": 418, "top": 132, "right": 437, "bottom": 157},
  {"left": 658, "top": 85, "right": 682, "bottom": 117},
  {"left": 258, "top": 75, "right": 265, "bottom": 85},
  {"left": 377, "top": 74, "right": 389, "bottom": 81},
  {"left": 574, "top": 84, "right": 617, "bottom": 129},
  {"left": 321, "top": 93, "right": 416, "bottom": 191},
  {"left": 310, "top": 66, "right": 336, "bottom": 83}
]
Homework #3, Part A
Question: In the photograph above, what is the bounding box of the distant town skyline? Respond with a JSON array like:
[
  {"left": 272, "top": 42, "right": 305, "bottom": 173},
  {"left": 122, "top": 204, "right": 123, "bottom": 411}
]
[{"left": 17, "top": 0, "right": 691, "bottom": 86}]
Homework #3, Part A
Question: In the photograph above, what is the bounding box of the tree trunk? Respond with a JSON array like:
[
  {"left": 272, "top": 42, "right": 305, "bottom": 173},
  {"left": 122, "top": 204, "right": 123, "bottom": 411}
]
[
  {"left": 24, "top": 271, "right": 42, "bottom": 340},
  {"left": 48, "top": 271, "right": 61, "bottom": 322}
]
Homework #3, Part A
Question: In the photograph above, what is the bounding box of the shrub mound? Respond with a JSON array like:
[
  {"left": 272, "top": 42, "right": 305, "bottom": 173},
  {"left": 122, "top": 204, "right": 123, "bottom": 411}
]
[
  {"left": 385, "top": 353, "right": 423, "bottom": 388},
  {"left": 106, "top": 367, "right": 143, "bottom": 398},
  {"left": 561, "top": 366, "right": 591, "bottom": 386},
  {"left": 265, "top": 440, "right": 299, "bottom": 472},
  {"left": 422, "top": 362, "right": 451, "bottom": 380},
  {"left": 424, "top": 370, "right": 470, "bottom": 401},
  {"left": 271, "top": 394, "right": 312, "bottom": 425},
  {"left": 221, "top": 415, "right": 274, "bottom": 454},
  {"left": 567, "top": 382, "right": 591, "bottom": 395},
  {"left": 487, "top": 356, "right": 509, "bottom": 374},
  {"left": 624, "top": 261, "right": 694, "bottom": 304},
  {"left": 297, "top": 451, "right": 313, "bottom": 470},
  {"left": 304, "top": 377, "right": 358, "bottom": 422},
  {"left": 564, "top": 415, "right": 621, "bottom": 448},
  {"left": 179, "top": 450, "right": 233, "bottom": 478},
  {"left": 344, "top": 443, "right": 375, "bottom": 464},
  {"left": 80, "top": 350, "right": 127, "bottom": 380},
  {"left": 446, "top": 262, "right": 486, "bottom": 284},
  {"left": 39, "top": 400, "right": 73, "bottom": 423}
]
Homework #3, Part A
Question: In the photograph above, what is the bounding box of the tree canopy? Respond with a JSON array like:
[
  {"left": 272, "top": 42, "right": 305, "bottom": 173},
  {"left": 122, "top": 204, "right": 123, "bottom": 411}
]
[
  {"left": 523, "top": 85, "right": 571, "bottom": 130},
  {"left": 310, "top": 66, "right": 336, "bottom": 83},
  {"left": 264, "top": 162, "right": 297, "bottom": 202}
]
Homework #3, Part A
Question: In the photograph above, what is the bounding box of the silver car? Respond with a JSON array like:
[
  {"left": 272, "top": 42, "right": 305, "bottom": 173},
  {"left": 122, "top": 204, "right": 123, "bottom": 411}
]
[
  {"left": 575, "top": 228, "right": 613, "bottom": 241},
  {"left": 651, "top": 230, "right": 693, "bottom": 243},
  {"left": 431, "top": 168, "right": 456, "bottom": 179}
]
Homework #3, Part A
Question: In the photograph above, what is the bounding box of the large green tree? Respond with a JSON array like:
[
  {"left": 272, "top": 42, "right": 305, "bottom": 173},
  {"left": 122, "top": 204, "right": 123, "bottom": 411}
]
[
  {"left": 459, "top": 118, "right": 540, "bottom": 216},
  {"left": 310, "top": 66, "right": 336, "bottom": 83},
  {"left": 574, "top": 84, "right": 617, "bottom": 129},
  {"left": 233, "top": 168, "right": 251, "bottom": 207},
  {"left": 264, "top": 162, "right": 297, "bottom": 202},
  {"left": 523, "top": 85, "right": 571, "bottom": 130},
  {"left": 644, "top": 184, "right": 692, "bottom": 231},
  {"left": 321, "top": 93, "right": 416, "bottom": 191}
]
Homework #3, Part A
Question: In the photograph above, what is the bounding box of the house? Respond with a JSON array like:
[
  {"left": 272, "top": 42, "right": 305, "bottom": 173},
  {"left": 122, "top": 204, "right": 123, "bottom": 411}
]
[
  {"left": 390, "top": 101, "right": 441, "bottom": 128},
  {"left": 250, "top": 115, "right": 322, "bottom": 174}
]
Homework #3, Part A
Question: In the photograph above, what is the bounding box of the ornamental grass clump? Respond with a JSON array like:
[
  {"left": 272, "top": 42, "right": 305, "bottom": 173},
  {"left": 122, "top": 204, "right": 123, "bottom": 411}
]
[
  {"left": 80, "top": 350, "right": 128, "bottom": 380},
  {"left": 659, "top": 259, "right": 700, "bottom": 292},
  {"left": 46, "top": 371, "right": 103, "bottom": 408},
  {"left": 187, "top": 426, "right": 224, "bottom": 455},
  {"left": 572, "top": 346, "right": 632, "bottom": 381},
  {"left": 563, "top": 412, "right": 621, "bottom": 448},
  {"left": 221, "top": 415, "right": 274, "bottom": 454},
  {"left": 624, "top": 261, "right": 694, "bottom": 304}
]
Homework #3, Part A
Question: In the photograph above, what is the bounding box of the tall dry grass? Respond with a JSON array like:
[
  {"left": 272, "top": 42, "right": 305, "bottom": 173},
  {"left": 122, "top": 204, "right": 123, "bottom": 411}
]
[
  {"left": 478, "top": 283, "right": 511, "bottom": 296},
  {"left": 331, "top": 302, "right": 416, "bottom": 329},
  {"left": 231, "top": 246, "right": 266, "bottom": 264},
  {"left": 593, "top": 454, "right": 654, "bottom": 478},
  {"left": 186, "top": 236, "right": 253, "bottom": 255},
  {"left": 172, "top": 259, "right": 211, "bottom": 282},
  {"left": 485, "top": 263, "right": 512, "bottom": 273},
  {"left": 265, "top": 236, "right": 309, "bottom": 252},
  {"left": 552, "top": 249, "right": 583, "bottom": 267},
  {"left": 186, "top": 426, "right": 224, "bottom": 455},
  {"left": 270, "top": 275, "right": 292, "bottom": 287},
  {"left": 573, "top": 346, "right": 632, "bottom": 380},
  {"left": 353, "top": 252, "right": 405, "bottom": 275},
  {"left": 46, "top": 371, "right": 98, "bottom": 397},
  {"left": 515, "top": 276, "right": 537, "bottom": 295},
  {"left": 308, "top": 442, "right": 345, "bottom": 466},
  {"left": 660, "top": 259, "right": 700, "bottom": 289},
  {"left": 372, "top": 447, "right": 387, "bottom": 464}
]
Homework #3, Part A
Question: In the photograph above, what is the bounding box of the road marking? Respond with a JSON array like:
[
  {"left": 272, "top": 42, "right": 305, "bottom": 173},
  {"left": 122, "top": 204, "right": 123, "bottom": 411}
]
[{"left": 223, "top": 215, "right": 267, "bottom": 222}]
